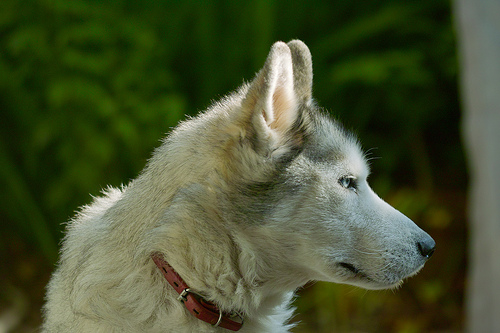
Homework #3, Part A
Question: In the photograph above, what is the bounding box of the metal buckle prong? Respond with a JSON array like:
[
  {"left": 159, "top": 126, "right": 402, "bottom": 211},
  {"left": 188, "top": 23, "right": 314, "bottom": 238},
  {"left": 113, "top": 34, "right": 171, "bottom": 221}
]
[{"left": 177, "top": 288, "right": 190, "bottom": 303}]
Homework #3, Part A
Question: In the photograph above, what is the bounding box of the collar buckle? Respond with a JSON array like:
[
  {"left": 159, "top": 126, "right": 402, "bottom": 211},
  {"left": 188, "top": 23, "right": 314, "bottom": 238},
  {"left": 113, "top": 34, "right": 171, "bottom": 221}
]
[
  {"left": 177, "top": 288, "right": 190, "bottom": 303},
  {"left": 151, "top": 253, "right": 244, "bottom": 331}
]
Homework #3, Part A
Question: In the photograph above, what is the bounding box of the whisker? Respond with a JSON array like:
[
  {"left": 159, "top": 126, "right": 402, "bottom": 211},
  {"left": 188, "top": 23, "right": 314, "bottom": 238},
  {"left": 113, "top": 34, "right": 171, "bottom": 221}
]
[{"left": 364, "top": 147, "right": 381, "bottom": 165}]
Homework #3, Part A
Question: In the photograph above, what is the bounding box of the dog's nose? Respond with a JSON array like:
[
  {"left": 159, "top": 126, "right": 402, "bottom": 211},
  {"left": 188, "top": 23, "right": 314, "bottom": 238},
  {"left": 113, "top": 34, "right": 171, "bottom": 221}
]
[{"left": 417, "top": 235, "right": 436, "bottom": 258}]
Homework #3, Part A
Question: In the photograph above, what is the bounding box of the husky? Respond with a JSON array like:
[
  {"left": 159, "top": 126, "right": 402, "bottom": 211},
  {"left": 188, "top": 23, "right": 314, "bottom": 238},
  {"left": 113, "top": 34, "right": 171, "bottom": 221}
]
[{"left": 42, "top": 40, "right": 435, "bottom": 332}]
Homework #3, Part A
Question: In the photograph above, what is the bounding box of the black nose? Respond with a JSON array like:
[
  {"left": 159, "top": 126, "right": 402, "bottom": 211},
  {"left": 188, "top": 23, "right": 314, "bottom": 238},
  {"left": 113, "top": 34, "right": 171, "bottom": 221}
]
[{"left": 417, "top": 235, "right": 436, "bottom": 258}]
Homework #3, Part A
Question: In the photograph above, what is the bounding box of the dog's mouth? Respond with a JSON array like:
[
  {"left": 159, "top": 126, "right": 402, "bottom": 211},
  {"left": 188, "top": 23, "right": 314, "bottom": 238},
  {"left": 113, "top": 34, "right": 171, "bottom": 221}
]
[
  {"left": 338, "top": 262, "right": 398, "bottom": 289},
  {"left": 339, "top": 262, "right": 367, "bottom": 279},
  {"left": 337, "top": 262, "right": 409, "bottom": 290}
]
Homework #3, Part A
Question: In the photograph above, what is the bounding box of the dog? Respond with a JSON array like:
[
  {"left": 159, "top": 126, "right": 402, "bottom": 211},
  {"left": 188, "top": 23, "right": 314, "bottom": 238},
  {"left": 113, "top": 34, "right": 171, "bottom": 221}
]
[{"left": 42, "top": 40, "right": 435, "bottom": 332}]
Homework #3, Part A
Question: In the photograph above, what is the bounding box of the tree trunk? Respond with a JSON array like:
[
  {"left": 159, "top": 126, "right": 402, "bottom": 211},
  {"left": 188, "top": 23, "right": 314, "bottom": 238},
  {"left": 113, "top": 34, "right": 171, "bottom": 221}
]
[{"left": 455, "top": 0, "right": 500, "bottom": 332}]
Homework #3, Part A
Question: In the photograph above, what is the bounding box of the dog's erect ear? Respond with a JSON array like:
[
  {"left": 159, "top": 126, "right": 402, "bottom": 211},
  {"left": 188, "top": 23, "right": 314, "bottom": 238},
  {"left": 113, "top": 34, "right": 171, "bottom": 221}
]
[
  {"left": 240, "top": 41, "right": 312, "bottom": 157},
  {"left": 243, "top": 42, "right": 296, "bottom": 136}
]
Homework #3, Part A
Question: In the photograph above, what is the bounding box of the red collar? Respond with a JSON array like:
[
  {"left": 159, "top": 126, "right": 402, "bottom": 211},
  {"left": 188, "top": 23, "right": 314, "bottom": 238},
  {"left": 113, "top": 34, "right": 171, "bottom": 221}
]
[{"left": 151, "top": 253, "right": 244, "bottom": 331}]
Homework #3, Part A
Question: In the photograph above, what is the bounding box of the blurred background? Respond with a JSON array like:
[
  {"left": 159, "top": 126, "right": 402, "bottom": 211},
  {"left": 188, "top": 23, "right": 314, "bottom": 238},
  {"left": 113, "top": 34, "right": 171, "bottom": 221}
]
[{"left": 0, "top": 0, "right": 467, "bottom": 332}]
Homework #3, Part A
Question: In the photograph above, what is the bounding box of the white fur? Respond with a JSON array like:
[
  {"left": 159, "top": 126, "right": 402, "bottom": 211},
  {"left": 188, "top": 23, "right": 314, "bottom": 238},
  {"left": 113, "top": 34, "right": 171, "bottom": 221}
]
[{"left": 42, "top": 40, "right": 434, "bottom": 332}]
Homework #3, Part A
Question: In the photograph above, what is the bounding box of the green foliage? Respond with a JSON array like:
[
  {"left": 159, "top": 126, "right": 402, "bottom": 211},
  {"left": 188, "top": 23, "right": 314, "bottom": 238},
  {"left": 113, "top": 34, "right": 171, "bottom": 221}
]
[{"left": 0, "top": 0, "right": 464, "bottom": 331}]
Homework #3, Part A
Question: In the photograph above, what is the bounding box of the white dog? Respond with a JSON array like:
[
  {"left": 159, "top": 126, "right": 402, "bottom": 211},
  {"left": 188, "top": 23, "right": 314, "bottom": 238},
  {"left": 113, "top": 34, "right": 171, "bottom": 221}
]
[{"left": 42, "top": 40, "right": 435, "bottom": 332}]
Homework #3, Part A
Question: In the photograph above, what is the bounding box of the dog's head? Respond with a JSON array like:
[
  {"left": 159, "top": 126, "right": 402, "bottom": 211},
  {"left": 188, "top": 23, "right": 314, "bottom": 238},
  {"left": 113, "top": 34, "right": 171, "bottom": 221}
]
[{"left": 154, "top": 41, "right": 434, "bottom": 292}]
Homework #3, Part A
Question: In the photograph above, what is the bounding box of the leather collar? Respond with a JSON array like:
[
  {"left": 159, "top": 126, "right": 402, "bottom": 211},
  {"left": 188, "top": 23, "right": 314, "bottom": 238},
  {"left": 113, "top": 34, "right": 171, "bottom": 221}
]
[{"left": 151, "top": 253, "right": 244, "bottom": 331}]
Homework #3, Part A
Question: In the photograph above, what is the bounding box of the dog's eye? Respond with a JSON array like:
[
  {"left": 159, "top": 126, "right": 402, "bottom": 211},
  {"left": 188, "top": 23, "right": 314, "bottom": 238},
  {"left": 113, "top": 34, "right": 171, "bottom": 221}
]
[{"left": 339, "top": 176, "right": 357, "bottom": 192}]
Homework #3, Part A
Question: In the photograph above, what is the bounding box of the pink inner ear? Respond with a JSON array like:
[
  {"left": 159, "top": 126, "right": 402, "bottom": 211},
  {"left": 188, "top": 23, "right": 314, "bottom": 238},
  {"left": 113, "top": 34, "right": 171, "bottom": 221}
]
[{"left": 269, "top": 82, "right": 296, "bottom": 132}]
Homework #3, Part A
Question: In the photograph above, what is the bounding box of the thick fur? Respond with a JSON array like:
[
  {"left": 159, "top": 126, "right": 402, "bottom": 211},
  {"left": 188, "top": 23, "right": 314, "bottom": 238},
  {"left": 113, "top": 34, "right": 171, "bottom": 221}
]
[{"left": 42, "top": 40, "right": 434, "bottom": 332}]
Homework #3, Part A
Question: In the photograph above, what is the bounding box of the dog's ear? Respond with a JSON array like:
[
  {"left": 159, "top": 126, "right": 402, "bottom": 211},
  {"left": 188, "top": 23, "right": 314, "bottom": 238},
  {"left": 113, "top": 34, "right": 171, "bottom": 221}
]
[{"left": 240, "top": 41, "right": 312, "bottom": 158}]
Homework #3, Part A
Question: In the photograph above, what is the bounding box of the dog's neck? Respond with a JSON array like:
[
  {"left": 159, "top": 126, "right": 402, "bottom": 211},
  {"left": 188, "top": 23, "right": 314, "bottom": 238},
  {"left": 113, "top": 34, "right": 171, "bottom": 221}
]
[
  {"left": 148, "top": 227, "right": 305, "bottom": 331},
  {"left": 140, "top": 189, "right": 310, "bottom": 330}
]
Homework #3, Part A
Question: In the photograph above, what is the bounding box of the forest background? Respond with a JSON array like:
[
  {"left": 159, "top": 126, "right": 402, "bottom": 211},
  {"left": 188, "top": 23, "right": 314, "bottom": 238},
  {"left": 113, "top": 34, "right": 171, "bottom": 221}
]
[{"left": 0, "top": 0, "right": 465, "bottom": 332}]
